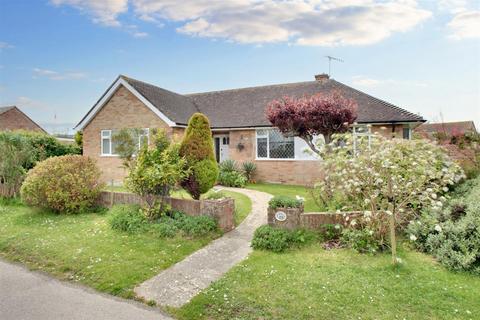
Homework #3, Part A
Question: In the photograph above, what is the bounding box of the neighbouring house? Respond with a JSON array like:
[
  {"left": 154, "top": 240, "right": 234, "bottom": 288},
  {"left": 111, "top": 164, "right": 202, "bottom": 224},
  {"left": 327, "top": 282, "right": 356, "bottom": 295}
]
[
  {"left": 415, "top": 121, "right": 478, "bottom": 138},
  {"left": 75, "top": 74, "right": 425, "bottom": 185},
  {"left": 0, "top": 106, "right": 46, "bottom": 133}
]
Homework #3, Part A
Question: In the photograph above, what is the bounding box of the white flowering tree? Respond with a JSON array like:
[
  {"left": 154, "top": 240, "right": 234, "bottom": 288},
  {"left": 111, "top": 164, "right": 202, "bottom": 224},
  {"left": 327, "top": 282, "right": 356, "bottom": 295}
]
[{"left": 314, "top": 133, "right": 465, "bottom": 264}]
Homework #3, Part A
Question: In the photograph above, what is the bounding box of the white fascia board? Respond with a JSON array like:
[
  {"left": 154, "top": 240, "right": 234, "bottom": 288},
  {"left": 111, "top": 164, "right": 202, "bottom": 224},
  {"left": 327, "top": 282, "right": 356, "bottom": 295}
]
[{"left": 76, "top": 78, "right": 176, "bottom": 130}]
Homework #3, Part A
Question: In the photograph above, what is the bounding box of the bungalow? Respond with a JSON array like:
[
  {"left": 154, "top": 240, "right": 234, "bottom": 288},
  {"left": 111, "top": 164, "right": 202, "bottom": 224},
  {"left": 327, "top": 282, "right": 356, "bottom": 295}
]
[{"left": 75, "top": 74, "right": 425, "bottom": 185}]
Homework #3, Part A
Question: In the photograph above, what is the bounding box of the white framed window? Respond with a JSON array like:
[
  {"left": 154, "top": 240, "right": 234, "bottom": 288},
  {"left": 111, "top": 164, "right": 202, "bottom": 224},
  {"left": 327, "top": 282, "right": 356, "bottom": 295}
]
[
  {"left": 256, "top": 129, "right": 317, "bottom": 160},
  {"left": 101, "top": 130, "right": 113, "bottom": 155},
  {"left": 403, "top": 127, "right": 412, "bottom": 140},
  {"left": 101, "top": 128, "right": 150, "bottom": 156}
]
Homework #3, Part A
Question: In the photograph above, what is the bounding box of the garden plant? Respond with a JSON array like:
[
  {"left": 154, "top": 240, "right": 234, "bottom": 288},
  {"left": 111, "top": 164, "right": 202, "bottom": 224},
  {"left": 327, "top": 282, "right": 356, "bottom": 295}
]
[
  {"left": 314, "top": 133, "right": 465, "bottom": 263},
  {"left": 179, "top": 113, "right": 219, "bottom": 199}
]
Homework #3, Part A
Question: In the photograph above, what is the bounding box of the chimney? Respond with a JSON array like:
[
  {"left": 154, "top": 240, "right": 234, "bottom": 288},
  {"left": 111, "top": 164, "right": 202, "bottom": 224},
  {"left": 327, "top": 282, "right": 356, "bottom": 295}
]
[{"left": 315, "top": 73, "right": 330, "bottom": 81}]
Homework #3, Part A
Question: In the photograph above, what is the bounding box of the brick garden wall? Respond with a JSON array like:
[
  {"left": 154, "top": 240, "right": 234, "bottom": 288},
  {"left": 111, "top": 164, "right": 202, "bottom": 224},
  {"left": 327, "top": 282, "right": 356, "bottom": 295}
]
[
  {"left": 268, "top": 206, "right": 362, "bottom": 230},
  {"left": 96, "top": 191, "right": 235, "bottom": 232}
]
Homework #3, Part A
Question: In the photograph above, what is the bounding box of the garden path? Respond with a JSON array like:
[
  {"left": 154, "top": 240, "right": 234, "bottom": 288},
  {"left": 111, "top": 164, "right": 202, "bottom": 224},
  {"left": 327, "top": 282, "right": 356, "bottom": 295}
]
[{"left": 134, "top": 187, "right": 272, "bottom": 308}]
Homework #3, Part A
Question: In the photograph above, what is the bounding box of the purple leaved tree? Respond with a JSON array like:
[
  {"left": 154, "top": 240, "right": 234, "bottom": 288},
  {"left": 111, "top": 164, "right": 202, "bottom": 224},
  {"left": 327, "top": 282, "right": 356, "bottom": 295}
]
[{"left": 266, "top": 92, "right": 358, "bottom": 155}]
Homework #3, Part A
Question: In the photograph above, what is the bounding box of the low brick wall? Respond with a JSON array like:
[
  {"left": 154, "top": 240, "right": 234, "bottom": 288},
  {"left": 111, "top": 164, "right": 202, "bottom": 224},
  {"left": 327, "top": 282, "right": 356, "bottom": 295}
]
[
  {"left": 267, "top": 205, "right": 362, "bottom": 230},
  {"left": 97, "top": 191, "right": 235, "bottom": 232}
]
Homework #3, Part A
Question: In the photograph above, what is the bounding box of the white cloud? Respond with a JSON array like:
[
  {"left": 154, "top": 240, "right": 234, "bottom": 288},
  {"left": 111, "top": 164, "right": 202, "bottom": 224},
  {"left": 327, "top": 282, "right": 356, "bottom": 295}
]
[
  {"left": 33, "top": 68, "right": 87, "bottom": 80},
  {"left": 351, "top": 75, "right": 427, "bottom": 88},
  {"left": 140, "top": 0, "right": 432, "bottom": 46},
  {"left": 51, "top": 0, "right": 432, "bottom": 46},
  {"left": 0, "top": 41, "right": 14, "bottom": 51},
  {"left": 438, "top": 0, "right": 480, "bottom": 40},
  {"left": 447, "top": 10, "right": 480, "bottom": 39},
  {"left": 50, "top": 0, "right": 128, "bottom": 26}
]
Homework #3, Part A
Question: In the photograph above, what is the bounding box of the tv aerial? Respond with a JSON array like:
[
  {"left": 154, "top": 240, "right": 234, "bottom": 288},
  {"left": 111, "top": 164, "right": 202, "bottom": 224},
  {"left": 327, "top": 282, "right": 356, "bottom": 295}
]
[{"left": 325, "top": 55, "right": 344, "bottom": 77}]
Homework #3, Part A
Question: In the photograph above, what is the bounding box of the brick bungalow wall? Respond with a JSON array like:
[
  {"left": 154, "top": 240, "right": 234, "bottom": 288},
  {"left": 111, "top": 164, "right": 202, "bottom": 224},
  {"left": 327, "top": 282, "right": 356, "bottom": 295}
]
[
  {"left": 0, "top": 108, "right": 45, "bottom": 132},
  {"left": 83, "top": 86, "right": 185, "bottom": 183}
]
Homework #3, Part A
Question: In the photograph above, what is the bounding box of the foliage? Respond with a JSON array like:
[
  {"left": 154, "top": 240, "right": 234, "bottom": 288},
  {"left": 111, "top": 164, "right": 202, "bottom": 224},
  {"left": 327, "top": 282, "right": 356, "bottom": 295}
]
[
  {"left": 0, "top": 131, "right": 80, "bottom": 197},
  {"left": 0, "top": 132, "right": 35, "bottom": 197},
  {"left": 125, "top": 134, "right": 187, "bottom": 219},
  {"left": 204, "top": 191, "right": 227, "bottom": 200},
  {"left": 218, "top": 170, "right": 247, "bottom": 187},
  {"left": 180, "top": 113, "right": 219, "bottom": 199},
  {"left": 218, "top": 160, "right": 247, "bottom": 187},
  {"left": 341, "top": 228, "right": 380, "bottom": 254},
  {"left": 74, "top": 131, "right": 83, "bottom": 150},
  {"left": 251, "top": 225, "right": 316, "bottom": 253},
  {"left": 268, "top": 195, "right": 303, "bottom": 209},
  {"left": 109, "top": 204, "right": 148, "bottom": 233},
  {"left": 219, "top": 159, "right": 237, "bottom": 172},
  {"left": 14, "top": 130, "right": 81, "bottom": 168},
  {"left": 150, "top": 220, "right": 178, "bottom": 238},
  {"left": 266, "top": 92, "right": 357, "bottom": 155},
  {"left": 314, "top": 133, "right": 465, "bottom": 262},
  {"left": 170, "top": 211, "right": 218, "bottom": 237},
  {"left": 192, "top": 159, "right": 219, "bottom": 194},
  {"left": 20, "top": 155, "right": 103, "bottom": 213},
  {"left": 242, "top": 161, "right": 257, "bottom": 182},
  {"left": 246, "top": 183, "right": 321, "bottom": 212},
  {"left": 408, "top": 176, "right": 480, "bottom": 274}
]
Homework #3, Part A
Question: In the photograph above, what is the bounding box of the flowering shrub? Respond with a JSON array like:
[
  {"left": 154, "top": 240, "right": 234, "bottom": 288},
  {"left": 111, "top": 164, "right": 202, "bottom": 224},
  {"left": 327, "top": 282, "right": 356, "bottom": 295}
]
[
  {"left": 21, "top": 155, "right": 103, "bottom": 213},
  {"left": 314, "top": 134, "right": 465, "bottom": 260},
  {"left": 407, "top": 176, "right": 480, "bottom": 274}
]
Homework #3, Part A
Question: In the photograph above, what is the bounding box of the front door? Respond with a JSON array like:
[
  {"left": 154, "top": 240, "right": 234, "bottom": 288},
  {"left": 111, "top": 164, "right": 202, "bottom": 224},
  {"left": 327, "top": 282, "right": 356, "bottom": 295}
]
[{"left": 214, "top": 135, "right": 230, "bottom": 163}]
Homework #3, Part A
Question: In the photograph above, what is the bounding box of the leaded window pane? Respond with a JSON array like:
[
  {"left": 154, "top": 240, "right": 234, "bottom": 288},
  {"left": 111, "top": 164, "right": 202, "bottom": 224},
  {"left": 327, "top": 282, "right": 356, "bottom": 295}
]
[
  {"left": 257, "top": 137, "right": 267, "bottom": 158},
  {"left": 268, "top": 129, "right": 294, "bottom": 159}
]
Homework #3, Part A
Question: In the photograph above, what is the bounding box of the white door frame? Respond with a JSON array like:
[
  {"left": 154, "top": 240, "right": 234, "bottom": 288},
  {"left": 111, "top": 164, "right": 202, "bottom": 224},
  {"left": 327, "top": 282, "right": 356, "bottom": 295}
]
[{"left": 214, "top": 134, "right": 230, "bottom": 163}]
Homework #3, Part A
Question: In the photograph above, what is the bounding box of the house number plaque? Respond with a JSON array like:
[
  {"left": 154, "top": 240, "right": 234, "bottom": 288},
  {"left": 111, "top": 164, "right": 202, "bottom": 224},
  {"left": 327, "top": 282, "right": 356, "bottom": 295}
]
[{"left": 275, "top": 211, "right": 287, "bottom": 222}]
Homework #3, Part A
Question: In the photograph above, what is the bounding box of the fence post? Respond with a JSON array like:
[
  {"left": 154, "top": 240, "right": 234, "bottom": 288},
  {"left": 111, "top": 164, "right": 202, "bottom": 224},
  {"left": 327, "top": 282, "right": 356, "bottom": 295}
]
[{"left": 110, "top": 180, "right": 114, "bottom": 207}]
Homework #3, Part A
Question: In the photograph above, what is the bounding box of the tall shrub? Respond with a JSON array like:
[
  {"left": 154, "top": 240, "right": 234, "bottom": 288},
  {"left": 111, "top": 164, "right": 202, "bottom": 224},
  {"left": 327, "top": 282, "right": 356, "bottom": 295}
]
[
  {"left": 0, "top": 132, "right": 35, "bottom": 197},
  {"left": 179, "top": 113, "right": 219, "bottom": 199},
  {"left": 21, "top": 155, "right": 103, "bottom": 213}
]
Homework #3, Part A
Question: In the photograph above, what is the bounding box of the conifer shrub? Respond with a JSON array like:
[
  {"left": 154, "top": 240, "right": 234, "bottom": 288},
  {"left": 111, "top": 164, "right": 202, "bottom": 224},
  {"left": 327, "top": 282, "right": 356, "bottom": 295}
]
[{"left": 179, "top": 113, "right": 219, "bottom": 199}]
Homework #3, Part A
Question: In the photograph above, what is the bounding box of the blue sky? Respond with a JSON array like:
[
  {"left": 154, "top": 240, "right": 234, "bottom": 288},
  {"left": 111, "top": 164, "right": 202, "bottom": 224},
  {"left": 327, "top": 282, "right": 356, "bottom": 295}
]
[{"left": 0, "top": 0, "right": 479, "bottom": 134}]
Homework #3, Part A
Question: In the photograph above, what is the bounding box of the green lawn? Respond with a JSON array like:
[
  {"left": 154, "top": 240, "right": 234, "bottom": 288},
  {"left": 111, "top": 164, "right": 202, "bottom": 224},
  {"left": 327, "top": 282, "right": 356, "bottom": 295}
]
[
  {"left": 174, "top": 245, "right": 480, "bottom": 320},
  {"left": 0, "top": 190, "right": 251, "bottom": 299},
  {"left": 246, "top": 183, "right": 321, "bottom": 212}
]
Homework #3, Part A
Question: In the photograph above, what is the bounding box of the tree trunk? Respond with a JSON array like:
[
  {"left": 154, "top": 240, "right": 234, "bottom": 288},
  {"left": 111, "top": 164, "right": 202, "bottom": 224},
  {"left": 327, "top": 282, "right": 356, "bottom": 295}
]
[{"left": 388, "top": 203, "right": 397, "bottom": 265}]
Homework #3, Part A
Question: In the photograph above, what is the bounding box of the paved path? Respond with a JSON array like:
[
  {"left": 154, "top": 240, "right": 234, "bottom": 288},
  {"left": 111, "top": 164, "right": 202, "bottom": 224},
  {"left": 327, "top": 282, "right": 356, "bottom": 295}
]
[
  {"left": 134, "top": 187, "right": 272, "bottom": 308},
  {"left": 0, "top": 260, "right": 172, "bottom": 320}
]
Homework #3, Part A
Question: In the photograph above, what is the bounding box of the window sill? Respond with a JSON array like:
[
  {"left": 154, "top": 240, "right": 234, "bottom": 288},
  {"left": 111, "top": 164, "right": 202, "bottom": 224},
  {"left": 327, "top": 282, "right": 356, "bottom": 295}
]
[{"left": 100, "top": 154, "right": 120, "bottom": 157}]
